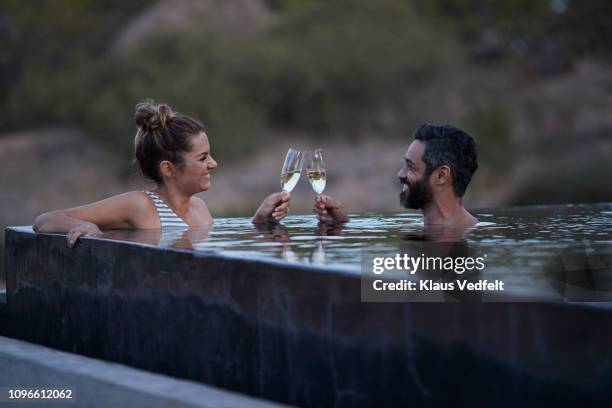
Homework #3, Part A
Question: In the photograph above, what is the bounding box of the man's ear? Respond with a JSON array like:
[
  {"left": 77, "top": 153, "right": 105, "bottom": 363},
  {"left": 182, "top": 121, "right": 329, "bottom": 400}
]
[
  {"left": 435, "top": 165, "right": 451, "bottom": 185},
  {"left": 159, "top": 160, "right": 175, "bottom": 178}
]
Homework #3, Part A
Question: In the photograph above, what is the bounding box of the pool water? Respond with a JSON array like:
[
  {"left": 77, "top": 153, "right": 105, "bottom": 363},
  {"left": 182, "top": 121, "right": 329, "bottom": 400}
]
[{"left": 99, "top": 203, "right": 612, "bottom": 301}]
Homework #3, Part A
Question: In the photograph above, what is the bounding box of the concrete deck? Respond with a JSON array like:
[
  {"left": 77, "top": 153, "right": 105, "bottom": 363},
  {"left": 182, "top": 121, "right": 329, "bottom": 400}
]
[{"left": 0, "top": 335, "right": 289, "bottom": 407}]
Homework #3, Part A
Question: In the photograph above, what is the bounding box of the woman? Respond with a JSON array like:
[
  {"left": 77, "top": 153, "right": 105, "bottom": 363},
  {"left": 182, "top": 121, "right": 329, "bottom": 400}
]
[{"left": 33, "top": 101, "right": 290, "bottom": 247}]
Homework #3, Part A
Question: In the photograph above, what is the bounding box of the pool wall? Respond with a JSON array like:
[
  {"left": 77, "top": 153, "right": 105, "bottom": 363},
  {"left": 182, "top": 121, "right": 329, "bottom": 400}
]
[{"left": 4, "top": 227, "right": 612, "bottom": 407}]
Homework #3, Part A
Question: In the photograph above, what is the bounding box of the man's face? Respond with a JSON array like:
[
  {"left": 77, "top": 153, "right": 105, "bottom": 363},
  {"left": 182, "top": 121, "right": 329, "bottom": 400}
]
[{"left": 397, "top": 140, "right": 433, "bottom": 209}]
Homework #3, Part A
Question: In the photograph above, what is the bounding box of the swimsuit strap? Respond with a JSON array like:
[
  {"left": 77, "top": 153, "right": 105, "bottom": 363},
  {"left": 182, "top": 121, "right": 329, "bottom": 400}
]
[{"left": 144, "top": 190, "right": 189, "bottom": 228}]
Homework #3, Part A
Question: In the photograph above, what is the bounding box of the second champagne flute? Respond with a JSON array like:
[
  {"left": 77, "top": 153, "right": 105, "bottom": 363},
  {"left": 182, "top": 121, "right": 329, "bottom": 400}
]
[{"left": 305, "top": 148, "right": 326, "bottom": 196}]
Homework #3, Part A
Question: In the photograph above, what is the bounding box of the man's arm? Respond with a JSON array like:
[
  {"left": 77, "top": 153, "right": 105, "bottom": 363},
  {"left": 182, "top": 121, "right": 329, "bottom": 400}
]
[{"left": 313, "top": 195, "right": 349, "bottom": 223}]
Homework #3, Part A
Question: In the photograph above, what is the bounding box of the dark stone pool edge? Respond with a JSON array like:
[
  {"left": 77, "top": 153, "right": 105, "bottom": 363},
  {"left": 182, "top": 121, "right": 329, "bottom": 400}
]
[{"left": 4, "top": 227, "right": 612, "bottom": 407}]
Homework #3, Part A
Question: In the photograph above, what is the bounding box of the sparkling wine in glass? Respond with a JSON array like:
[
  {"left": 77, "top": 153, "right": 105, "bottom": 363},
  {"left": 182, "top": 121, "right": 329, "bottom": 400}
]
[
  {"left": 280, "top": 148, "right": 303, "bottom": 192},
  {"left": 305, "top": 149, "right": 326, "bottom": 195}
]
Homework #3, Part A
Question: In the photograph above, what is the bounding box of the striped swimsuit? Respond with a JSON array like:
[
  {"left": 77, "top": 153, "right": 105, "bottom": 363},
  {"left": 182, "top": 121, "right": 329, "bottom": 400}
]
[{"left": 144, "top": 190, "right": 189, "bottom": 228}]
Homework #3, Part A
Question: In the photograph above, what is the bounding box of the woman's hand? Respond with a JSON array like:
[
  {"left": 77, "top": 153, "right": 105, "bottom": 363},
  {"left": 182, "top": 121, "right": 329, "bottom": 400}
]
[
  {"left": 314, "top": 195, "right": 349, "bottom": 223},
  {"left": 66, "top": 222, "right": 103, "bottom": 248},
  {"left": 252, "top": 192, "right": 291, "bottom": 224}
]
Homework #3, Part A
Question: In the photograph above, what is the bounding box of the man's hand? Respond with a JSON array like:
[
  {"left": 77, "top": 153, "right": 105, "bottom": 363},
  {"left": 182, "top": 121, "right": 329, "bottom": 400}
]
[
  {"left": 66, "top": 222, "right": 103, "bottom": 248},
  {"left": 313, "top": 195, "right": 349, "bottom": 223},
  {"left": 252, "top": 192, "right": 291, "bottom": 224}
]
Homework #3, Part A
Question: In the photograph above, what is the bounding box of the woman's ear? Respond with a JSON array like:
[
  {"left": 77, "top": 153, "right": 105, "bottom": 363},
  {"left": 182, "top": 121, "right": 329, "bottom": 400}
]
[
  {"left": 435, "top": 165, "right": 451, "bottom": 185},
  {"left": 159, "top": 160, "right": 175, "bottom": 178}
]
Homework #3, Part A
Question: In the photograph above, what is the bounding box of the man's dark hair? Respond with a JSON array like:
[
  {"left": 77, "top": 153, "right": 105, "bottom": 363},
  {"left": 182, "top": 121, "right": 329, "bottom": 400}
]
[{"left": 413, "top": 123, "right": 478, "bottom": 197}]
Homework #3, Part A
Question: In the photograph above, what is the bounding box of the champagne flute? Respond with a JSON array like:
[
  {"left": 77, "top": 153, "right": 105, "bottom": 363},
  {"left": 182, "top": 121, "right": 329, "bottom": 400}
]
[
  {"left": 305, "top": 149, "right": 326, "bottom": 196},
  {"left": 280, "top": 148, "right": 303, "bottom": 192}
]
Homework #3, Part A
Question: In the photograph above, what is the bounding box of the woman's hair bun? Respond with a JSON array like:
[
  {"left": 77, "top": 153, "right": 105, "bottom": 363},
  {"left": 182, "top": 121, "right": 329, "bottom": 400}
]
[
  {"left": 133, "top": 100, "right": 206, "bottom": 184},
  {"left": 134, "top": 100, "right": 174, "bottom": 131}
]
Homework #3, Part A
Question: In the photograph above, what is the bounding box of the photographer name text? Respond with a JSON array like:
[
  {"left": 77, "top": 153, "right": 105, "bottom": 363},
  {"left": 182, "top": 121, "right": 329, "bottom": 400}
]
[
  {"left": 369, "top": 253, "right": 505, "bottom": 292},
  {"left": 372, "top": 279, "right": 504, "bottom": 291}
]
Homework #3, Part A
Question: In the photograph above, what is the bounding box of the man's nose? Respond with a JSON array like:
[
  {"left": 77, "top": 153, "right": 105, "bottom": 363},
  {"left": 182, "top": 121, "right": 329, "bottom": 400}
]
[{"left": 397, "top": 167, "right": 406, "bottom": 181}]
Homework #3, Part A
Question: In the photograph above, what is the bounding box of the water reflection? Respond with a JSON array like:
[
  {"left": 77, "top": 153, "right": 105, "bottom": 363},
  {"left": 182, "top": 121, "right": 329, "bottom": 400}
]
[
  {"left": 252, "top": 222, "right": 346, "bottom": 264},
  {"left": 102, "top": 226, "right": 213, "bottom": 249},
  {"left": 98, "top": 204, "right": 612, "bottom": 291},
  {"left": 403, "top": 223, "right": 476, "bottom": 243},
  {"left": 101, "top": 220, "right": 352, "bottom": 266}
]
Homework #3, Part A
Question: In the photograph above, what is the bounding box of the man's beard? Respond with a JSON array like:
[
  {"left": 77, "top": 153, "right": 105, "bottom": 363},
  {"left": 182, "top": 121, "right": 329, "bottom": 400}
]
[{"left": 399, "top": 176, "right": 433, "bottom": 209}]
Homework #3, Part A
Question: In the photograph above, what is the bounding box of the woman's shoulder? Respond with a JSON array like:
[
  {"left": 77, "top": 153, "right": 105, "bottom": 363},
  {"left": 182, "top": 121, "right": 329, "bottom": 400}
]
[
  {"left": 112, "top": 191, "right": 156, "bottom": 208},
  {"left": 120, "top": 191, "right": 159, "bottom": 228},
  {"left": 102, "top": 191, "right": 158, "bottom": 219}
]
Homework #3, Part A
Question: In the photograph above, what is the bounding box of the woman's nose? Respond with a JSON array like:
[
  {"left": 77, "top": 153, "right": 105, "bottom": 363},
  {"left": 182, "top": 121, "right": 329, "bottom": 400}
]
[{"left": 208, "top": 157, "right": 218, "bottom": 169}]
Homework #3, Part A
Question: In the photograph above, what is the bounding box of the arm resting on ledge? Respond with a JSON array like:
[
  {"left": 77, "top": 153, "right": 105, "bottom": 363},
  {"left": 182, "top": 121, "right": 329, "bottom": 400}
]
[
  {"left": 32, "top": 191, "right": 150, "bottom": 247},
  {"left": 33, "top": 210, "right": 98, "bottom": 233},
  {"left": 33, "top": 210, "right": 102, "bottom": 248}
]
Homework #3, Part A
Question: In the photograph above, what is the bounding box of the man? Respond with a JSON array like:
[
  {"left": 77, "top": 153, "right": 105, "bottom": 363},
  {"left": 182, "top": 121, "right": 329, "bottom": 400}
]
[{"left": 314, "top": 124, "right": 479, "bottom": 228}]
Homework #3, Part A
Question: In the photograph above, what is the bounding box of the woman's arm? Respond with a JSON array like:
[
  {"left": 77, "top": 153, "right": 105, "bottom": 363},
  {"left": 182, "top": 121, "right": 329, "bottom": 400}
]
[
  {"left": 33, "top": 192, "right": 152, "bottom": 247},
  {"left": 33, "top": 210, "right": 101, "bottom": 233},
  {"left": 33, "top": 212, "right": 104, "bottom": 248},
  {"left": 252, "top": 192, "right": 291, "bottom": 224}
]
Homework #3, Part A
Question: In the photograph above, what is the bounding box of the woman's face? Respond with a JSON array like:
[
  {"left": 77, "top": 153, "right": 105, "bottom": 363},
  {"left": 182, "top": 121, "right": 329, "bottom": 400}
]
[{"left": 176, "top": 132, "right": 217, "bottom": 193}]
